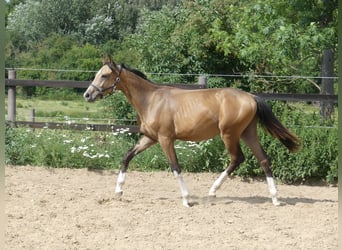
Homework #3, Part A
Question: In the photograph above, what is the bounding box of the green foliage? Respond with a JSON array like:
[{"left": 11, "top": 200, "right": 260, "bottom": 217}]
[
  {"left": 7, "top": 0, "right": 92, "bottom": 43},
  {"left": 270, "top": 126, "right": 337, "bottom": 183},
  {"left": 234, "top": 125, "right": 337, "bottom": 184},
  {"left": 209, "top": 0, "right": 337, "bottom": 92},
  {"left": 5, "top": 103, "right": 338, "bottom": 184},
  {"left": 101, "top": 92, "right": 137, "bottom": 125},
  {"left": 207, "top": 77, "right": 238, "bottom": 89},
  {"left": 33, "top": 88, "right": 80, "bottom": 100},
  {"left": 5, "top": 0, "right": 338, "bottom": 96},
  {"left": 8, "top": 34, "right": 102, "bottom": 98},
  {"left": 5, "top": 127, "right": 136, "bottom": 169},
  {"left": 5, "top": 126, "right": 35, "bottom": 165},
  {"left": 58, "top": 44, "right": 102, "bottom": 81},
  {"left": 175, "top": 138, "right": 227, "bottom": 173},
  {"left": 129, "top": 2, "right": 237, "bottom": 82}
]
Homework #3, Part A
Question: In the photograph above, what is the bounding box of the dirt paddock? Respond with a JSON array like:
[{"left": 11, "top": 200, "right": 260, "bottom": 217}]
[{"left": 5, "top": 166, "right": 337, "bottom": 250}]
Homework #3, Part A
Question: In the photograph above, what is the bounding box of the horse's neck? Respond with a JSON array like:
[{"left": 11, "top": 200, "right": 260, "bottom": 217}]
[{"left": 118, "top": 71, "right": 157, "bottom": 114}]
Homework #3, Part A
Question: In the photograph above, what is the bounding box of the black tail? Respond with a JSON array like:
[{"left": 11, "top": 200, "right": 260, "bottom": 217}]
[{"left": 254, "top": 96, "right": 300, "bottom": 152}]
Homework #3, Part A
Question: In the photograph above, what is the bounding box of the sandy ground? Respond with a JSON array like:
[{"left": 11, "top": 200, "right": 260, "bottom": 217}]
[{"left": 5, "top": 166, "right": 338, "bottom": 250}]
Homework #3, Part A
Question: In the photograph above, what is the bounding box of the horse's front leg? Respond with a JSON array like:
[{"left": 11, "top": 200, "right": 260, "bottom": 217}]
[
  {"left": 159, "top": 137, "right": 190, "bottom": 207},
  {"left": 173, "top": 170, "right": 190, "bottom": 207},
  {"left": 115, "top": 136, "right": 156, "bottom": 196}
]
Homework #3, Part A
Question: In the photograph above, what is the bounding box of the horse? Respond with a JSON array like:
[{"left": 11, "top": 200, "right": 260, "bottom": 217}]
[{"left": 83, "top": 57, "right": 300, "bottom": 207}]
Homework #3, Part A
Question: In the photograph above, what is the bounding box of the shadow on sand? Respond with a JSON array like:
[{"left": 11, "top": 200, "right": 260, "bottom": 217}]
[{"left": 187, "top": 195, "right": 337, "bottom": 207}]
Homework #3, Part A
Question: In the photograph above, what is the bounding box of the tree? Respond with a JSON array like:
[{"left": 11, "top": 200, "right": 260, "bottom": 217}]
[
  {"left": 6, "top": 0, "right": 337, "bottom": 98},
  {"left": 129, "top": 1, "right": 239, "bottom": 83},
  {"left": 6, "top": 0, "right": 92, "bottom": 46},
  {"left": 4, "top": 0, "right": 25, "bottom": 26},
  {"left": 37, "top": 0, "right": 92, "bottom": 35},
  {"left": 210, "top": 0, "right": 337, "bottom": 93},
  {"left": 6, "top": 0, "right": 42, "bottom": 49},
  {"left": 80, "top": 15, "right": 116, "bottom": 44}
]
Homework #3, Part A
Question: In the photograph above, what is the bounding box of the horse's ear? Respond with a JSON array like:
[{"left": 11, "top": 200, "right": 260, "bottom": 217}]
[
  {"left": 108, "top": 54, "right": 114, "bottom": 65},
  {"left": 108, "top": 54, "right": 119, "bottom": 70},
  {"left": 101, "top": 55, "right": 106, "bottom": 65}
]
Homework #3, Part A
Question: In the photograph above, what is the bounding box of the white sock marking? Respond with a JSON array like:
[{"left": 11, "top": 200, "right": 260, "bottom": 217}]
[
  {"left": 173, "top": 171, "right": 190, "bottom": 207},
  {"left": 266, "top": 177, "right": 280, "bottom": 206},
  {"left": 115, "top": 171, "right": 126, "bottom": 194},
  {"left": 209, "top": 171, "right": 228, "bottom": 196},
  {"left": 266, "top": 177, "right": 277, "bottom": 196}
]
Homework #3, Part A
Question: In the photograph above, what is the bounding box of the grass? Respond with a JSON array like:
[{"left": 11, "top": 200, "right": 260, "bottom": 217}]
[
  {"left": 4, "top": 95, "right": 338, "bottom": 183},
  {"left": 5, "top": 121, "right": 338, "bottom": 183},
  {"left": 5, "top": 96, "right": 119, "bottom": 123}
]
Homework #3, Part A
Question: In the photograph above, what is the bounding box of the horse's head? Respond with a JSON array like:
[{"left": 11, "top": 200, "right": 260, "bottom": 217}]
[{"left": 83, "top": 56, "right": 122, "bottom": 102}]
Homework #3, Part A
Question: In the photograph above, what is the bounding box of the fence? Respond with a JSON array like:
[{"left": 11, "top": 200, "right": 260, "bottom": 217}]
[{"left": 5, "top": 70, "right": 338, "bottom": 132}]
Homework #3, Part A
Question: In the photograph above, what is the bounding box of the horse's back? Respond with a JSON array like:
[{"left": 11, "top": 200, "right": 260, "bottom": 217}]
[{"left": 151, "top": 87, "right": 257, "bottom": 141}]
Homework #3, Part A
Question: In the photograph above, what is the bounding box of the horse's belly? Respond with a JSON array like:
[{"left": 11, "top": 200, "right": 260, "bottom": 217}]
[{"left": 175, "top": 120, "right": 220, "bottom": 141}]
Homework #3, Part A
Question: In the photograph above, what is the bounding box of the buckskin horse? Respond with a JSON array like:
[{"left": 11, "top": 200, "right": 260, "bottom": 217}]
[{"left": 84, "top": 57, "right": 300, "bottom": 207}]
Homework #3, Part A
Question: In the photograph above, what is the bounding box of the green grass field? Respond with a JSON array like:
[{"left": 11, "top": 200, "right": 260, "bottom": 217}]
[{"left": 5, "top": 96, "right": 118, "bottom": 123}]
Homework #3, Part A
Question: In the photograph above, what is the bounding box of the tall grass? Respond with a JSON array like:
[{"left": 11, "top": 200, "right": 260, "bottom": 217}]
[
  {"left": 5, "top": 125, "right": 337, "bottom": 184},
  {"left": 5, "top": 101, "right": 338, "bottom": 184}
]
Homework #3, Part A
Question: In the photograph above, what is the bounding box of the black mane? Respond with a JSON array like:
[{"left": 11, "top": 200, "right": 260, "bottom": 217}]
[{"left": 121, "top": 64, "right": 152, "bottom": 82}]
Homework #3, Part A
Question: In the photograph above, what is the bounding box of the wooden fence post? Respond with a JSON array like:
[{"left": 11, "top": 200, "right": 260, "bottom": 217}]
[
  {"left": 30, "top": 109, "right": 35, "bottom": 131},
  {"left": 7, "top": 70, "right": 16, "bottom": 122},
  {"left": 320, "top": 48, "right": 334, "bottom": 119},
  {"left": 198, "top": 76, "right": 207, "bottom": 88},
  {"left": 30, "top": 109, "right": 35, "bottom": 123}
]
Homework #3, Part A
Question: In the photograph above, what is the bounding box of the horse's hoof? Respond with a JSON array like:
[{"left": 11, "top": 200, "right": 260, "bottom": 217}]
[
  {"left": 115, "top": 191, "right": 123, "bottom": 198},
  {"left": 182, "top": 198, "right": 192, "bottom": 207},
  {"left": 208, "top": 192, "right": 216, "bottom": 197},
  {"left": 273, "top": 201, "right": 281, "bottom": 206},
  {"left": 183, "top": 201, "right": 193, "bottom": 208},
  {"left": 272, "top": 197, "right": 281, "bottom": 206}
]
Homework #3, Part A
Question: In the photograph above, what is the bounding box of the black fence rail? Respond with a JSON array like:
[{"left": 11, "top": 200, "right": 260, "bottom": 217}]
[
  {"left": 5, "top": 121, "right": 140, "bottom": 133},
  {"left": 5, "top": 70, "right": 338, "bottom": 133}
]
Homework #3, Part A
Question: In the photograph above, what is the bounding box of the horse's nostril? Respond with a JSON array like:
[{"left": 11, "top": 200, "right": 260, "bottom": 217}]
[{"left": 84, "top": 93, "right": 90, "bottom": 99}]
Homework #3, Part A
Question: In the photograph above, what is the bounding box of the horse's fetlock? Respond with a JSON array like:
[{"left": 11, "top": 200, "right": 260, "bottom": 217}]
[{"left": 238, "top": 154, "right": 245, "bottom": 165}]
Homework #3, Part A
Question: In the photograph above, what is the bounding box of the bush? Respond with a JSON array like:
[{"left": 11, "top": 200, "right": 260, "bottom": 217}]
[
  {"left": 101, "top": 92, "right": 137, "bottom": 125},
  {"left": 232, "top": 102, "right": 338, "bottom": 183},
  {"left": 5, "top": 103, "right": 338, "bottom": 184},
  {"left": 234, "top": 125, "right": 338, "bottom": 184},
  {"left": 5, "top": 127, "right": 136, "bottom": 169},
  {"left": 5, "top": 126, "right": 35, "bottom": 165}
]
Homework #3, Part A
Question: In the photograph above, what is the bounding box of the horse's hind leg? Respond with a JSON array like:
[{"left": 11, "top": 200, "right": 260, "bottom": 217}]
[
  {"left": 209, "top": 134, "right": 245, "bottom": 196},
  {"left": 241, "top": 120, "right": 280, "bottom": 206},
  {"left": 115, "top": 135, "right": 156, "bottom": 196}
]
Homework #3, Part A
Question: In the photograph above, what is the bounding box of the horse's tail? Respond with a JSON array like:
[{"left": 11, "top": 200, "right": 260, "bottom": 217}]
[{"left": 254, "top": 96, "right": 300, "bottom": 153}]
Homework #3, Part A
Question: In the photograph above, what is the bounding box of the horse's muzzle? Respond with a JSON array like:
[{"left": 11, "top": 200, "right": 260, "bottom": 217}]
[{"left": 83, "top": 90, "right": 98, "bottom": 102}]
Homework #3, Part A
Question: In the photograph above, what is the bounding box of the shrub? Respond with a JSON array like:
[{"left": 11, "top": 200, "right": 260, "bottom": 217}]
[
  {"left": 5, "top": 126, "right": 35, "bottom": 165},
  {"left": 5, "top": 103, "right": 338, "bottom": 184},
  {"left": 101, "top": 92, "right": 137, "bottom": 125},
  {"left": 5, "top": 127, "right": 136, "bottom": 169}
]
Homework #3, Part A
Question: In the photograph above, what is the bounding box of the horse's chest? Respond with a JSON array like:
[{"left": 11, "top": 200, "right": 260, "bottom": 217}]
[{"left": 139, "top": 120, "right": 161, "bottom": 139}]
